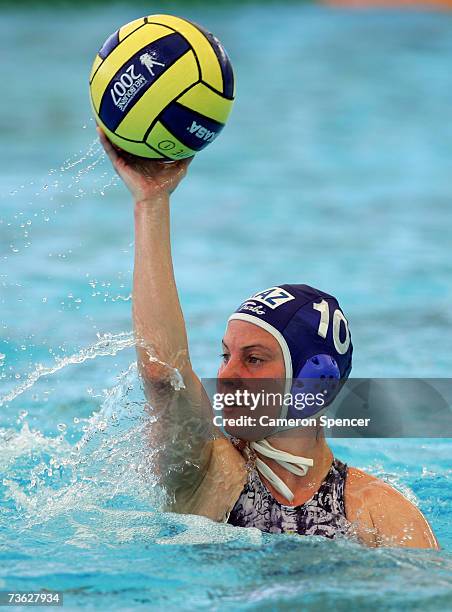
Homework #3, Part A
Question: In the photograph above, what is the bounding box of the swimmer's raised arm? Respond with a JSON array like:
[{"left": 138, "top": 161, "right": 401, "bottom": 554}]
[{"left": 98, "top": 129, "right": 245, "bottom": 518}]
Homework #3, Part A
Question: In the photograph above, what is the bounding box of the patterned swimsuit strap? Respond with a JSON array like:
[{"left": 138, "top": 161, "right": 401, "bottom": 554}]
[
  {"left": 230, "top": 437, "right": 256, "bottom": 474},
  {"left": 318, "top": 458, "right": 347, "bottom": 511}
]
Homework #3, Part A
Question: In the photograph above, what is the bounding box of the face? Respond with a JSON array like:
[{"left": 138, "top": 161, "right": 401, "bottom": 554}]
[
  {"left": 216, "top": 320, "right": 286, "bottom": 440},
  {"left": 218, "top": 319, "right": 285, "bottom": 380}
]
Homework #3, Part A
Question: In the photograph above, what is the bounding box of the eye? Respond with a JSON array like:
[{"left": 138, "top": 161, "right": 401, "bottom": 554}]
[
  {"left": 248, "top": 355, "right": 263, "bottom": 364},
  {"left": 220, "top": 353, "right": 230, "bottom": 363}
]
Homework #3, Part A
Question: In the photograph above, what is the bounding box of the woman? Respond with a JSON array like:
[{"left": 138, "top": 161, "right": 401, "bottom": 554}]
[{"left": 98, "top": 128, "right": 438, "bottom": 549}]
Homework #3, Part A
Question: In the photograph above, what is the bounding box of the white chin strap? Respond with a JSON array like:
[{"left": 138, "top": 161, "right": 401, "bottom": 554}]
[{"left": 249, "top": 439, "right": 314, "bottom": 503}]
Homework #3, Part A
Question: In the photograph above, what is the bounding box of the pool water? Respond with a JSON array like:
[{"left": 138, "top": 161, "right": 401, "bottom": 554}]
[{"left": 1, "top": 3, "right": 452, "bottom": 609}]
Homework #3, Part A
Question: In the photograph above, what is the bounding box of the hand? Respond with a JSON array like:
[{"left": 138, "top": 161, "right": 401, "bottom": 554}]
[{"left": 97, "top": 127, "right": 193, "bottom": 203}]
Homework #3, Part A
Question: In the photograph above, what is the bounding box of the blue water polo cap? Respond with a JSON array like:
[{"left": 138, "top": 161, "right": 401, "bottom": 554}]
[{"left": 228, "top": 284, "right": 353, "bottom": 388}]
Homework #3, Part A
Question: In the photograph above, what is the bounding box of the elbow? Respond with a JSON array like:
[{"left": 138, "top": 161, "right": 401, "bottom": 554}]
[{"left": 138, "top": 360, "right": 175, "bottom": 390}]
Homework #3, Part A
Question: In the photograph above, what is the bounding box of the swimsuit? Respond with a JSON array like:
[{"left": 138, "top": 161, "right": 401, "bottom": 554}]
[{"left": 227, "top": 458, "right": 350, "bottom": 538}]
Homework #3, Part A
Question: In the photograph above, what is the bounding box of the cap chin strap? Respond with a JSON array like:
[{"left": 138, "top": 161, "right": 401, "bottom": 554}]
[{"left": 249, "top": 439, "right": 314, "bottom": 503}]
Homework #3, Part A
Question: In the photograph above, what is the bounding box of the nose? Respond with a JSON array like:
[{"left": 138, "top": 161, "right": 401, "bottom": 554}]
[
  {"left": 218, "top": 355, "right": 245, "bottom": 380},
  {"left": 217, "top": 356, "right": 246, "bottom": 398}
]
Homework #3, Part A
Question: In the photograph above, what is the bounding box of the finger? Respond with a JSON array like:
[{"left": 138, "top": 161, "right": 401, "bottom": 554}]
[
  {"left": 175, "top": 156, "right": 194, "bottom": 173},
  {"left": 182, "top": 156, "right": 195, "bottom": 168},
  {"left": 181, "top": 156, "right": 194, "bottom": 175},
  {"left": 96, "top": 126, "right": 115, "bottom": 156},
  {"left": 96, "top": 127, "right": 120, "bottom": 165}
]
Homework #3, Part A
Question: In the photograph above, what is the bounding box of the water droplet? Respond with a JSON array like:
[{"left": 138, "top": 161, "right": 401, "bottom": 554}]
[{"left": 57, "top": 423, "right": 67, "bottom": 432}]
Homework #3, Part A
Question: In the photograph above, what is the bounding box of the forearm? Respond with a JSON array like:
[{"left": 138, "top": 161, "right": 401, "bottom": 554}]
[{"left": 133, "top": 195, "right": 190, "bottom": 378}]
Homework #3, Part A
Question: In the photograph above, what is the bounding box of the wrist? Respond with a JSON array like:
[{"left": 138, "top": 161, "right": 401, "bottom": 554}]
[{"left": 134, "top": 192, "right": 169, "bottom": 210}]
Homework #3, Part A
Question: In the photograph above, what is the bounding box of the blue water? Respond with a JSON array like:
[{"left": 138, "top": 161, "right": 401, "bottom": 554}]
[{"left": 1, "top": 3, "right": 452, "bottom": 610}]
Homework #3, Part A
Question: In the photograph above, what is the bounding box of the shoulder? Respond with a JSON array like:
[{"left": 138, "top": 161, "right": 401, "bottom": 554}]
[{"left": 344, "top": 466, "right": 439, "bottom": 549}]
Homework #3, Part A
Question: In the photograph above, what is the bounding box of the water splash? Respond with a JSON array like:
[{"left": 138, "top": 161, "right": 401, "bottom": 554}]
[
  {"left": 1, "top": 358, "right": 167, "bottom": 529},
  {"left": 0, "top": 331, "right": 135, "bottom": 407},
  {"left": 1, "top": 133, "right": 119, "bottom": 264},
  {"left": 0, "top": 330, "right": 185, "bottom": 407}
]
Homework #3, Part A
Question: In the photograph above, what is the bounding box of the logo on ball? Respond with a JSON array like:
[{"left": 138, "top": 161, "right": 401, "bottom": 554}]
[
  {"left": 158, "top": 141, "right": 176, "bottom": 151},
  {"left": 110, "top": 65, "right": 147, "bottom": 112},
  {"left": 187, "top": 121, "right": 217, "bottom": 143},
  {"left": 139, "top": 52, "right": 165, "bottom": 77}
]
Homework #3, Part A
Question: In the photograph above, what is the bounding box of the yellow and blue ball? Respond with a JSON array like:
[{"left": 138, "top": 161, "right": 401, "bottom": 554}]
[{"left": 89, "top": 14, "right": 235, "bottom": 160}]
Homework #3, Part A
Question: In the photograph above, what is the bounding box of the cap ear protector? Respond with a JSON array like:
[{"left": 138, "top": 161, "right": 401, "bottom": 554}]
[{"left": 286, "top": 353, "right": 341, "bottom": 420}]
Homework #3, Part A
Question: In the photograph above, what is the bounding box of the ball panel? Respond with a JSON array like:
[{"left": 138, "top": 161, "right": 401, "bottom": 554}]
[
  {"left": 191, "top": 23, "right": 235, "bottom": 99},
  {"left": 119, "top": 17, "right": 146, "bottom": 41},
  {"left": 147, "top": 14, "right": 223, "bottom": 93},
  {"left": 115, "top": 50, "right": 199, "bottom": 140},
  {"left": 95, "top": 116, "right": 165, "bottom": 158},
  {"left": 159, "top": 102, "right": 224, "bottom": 152},
  {"left": 90, "top": 24, "right": 173, "bottom": 113},
  {"left": 89, "top": 55, "right": 103, "bottom": 85},
  {"left": 177, "top": 83, "right": 233, "bottom": 124},
  {"left": 98, "top": 29, "right": 120, "bottom": 60},
  {"left": 146, "top": 121, "right": 196, "bottom": 159}
]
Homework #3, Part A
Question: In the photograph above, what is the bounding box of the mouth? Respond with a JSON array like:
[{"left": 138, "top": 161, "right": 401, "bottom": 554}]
[
  {"left": 221, "top": 405, "right": 236, "bottom": 414},
  {"left": 221, "top": 405, "right": 255, "bottom": 419}
]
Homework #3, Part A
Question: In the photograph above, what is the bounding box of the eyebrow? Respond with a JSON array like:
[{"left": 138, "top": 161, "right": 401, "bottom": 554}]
[{"left": 222, "top": 340, "right": 273, "bottom": 353}]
